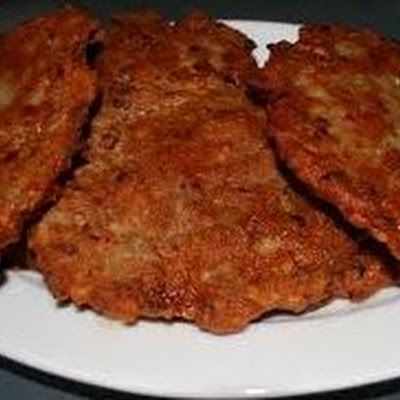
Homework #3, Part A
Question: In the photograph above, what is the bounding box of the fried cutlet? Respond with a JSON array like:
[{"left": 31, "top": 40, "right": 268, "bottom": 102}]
[
  {"left": 261, "top": 24, "right": 400, "bottom": 260},
  {"left": 0, "top": 8, "right": 98, "bottom": 251},
  {"left": 30, "top": 12, "right": 394, "bottom": 333}
]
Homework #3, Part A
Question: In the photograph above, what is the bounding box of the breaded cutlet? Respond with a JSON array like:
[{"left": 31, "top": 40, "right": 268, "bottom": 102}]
[
  {"left": 261, "top": 24, "right": 400, "bottom": 260},
  {"left": 30, "top": 12, "right": 395, "bottom": 333},
  {"left": 0, "top": 7, "right": 98, "bottom": 251}
]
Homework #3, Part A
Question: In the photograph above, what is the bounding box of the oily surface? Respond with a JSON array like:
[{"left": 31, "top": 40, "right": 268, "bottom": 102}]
[
  {"left": 31, "top": 12, "right": 394, "bottom": 333},
  {"left": 262, "top": 24, "right": 400, "bottom": 259},
  {"left": 0, "top": 7, "right": 98, "bottom": 250}
]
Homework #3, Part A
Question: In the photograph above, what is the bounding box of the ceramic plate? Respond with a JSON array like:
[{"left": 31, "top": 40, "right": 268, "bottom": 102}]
[{"left": 1, "top": 21, "right": 400, "bottom": 398}]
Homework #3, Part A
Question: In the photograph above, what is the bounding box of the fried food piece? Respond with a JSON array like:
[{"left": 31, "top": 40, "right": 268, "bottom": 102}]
[
  {"left": 0, "top": 8, "right": 98, "bottom": 250},
  {"left": 261, "top": 24, "right": 400, "bottom": 259},
  {"left": 30, "top": 12, "right": 394, "bottom": 333}
]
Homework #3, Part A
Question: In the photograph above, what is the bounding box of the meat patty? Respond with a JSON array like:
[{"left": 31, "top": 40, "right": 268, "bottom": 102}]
[
  {"left": 0, "top": 7, "right": 98, "bottom": 251},
  {"left": 261, "top": 24, "right": 400, "bottom": 260},
  {"left": 30, "top": 12, "right": 394, "bottom": 333}
]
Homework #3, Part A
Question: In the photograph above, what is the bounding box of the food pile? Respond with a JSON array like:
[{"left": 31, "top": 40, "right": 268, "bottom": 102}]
[{"left": 1, "top": 7, "right": 399, "bottom": 333}]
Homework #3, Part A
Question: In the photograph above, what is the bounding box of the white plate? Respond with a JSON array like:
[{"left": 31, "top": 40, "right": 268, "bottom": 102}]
[{"left": 2, "top": 21, "right": 400, "bottom": 399}]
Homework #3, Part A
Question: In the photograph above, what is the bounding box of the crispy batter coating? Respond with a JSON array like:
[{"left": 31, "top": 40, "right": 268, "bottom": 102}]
[
  {"left": 262, "top": 24, "right": 400, "bottom": 259},
  {"left": 0, "top": 8, "right": 98, "bottom": 250},
  {"left": 30, "top": 13, "right": 394, "bottom": 333}
]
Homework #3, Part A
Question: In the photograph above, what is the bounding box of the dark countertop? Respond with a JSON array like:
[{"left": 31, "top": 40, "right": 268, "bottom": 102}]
[{"left": 1, "top": 1, "right": 400, "bottom": 399}]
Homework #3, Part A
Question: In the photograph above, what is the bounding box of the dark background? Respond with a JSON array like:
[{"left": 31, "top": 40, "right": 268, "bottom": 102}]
[
  {"left": 1, "top": 0, "right": 400, "bottom": 38},
  {"left": 1, "top": 1, "right": 400, "bottom": 399}
]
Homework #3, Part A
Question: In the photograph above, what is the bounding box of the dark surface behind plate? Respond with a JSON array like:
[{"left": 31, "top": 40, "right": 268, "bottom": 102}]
[{"left": 1, "top": 0, "right": 400, "bottom": 399}]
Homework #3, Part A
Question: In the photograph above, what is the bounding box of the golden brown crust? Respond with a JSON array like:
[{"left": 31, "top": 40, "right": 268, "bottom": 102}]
[
  {"left": 0, "top": 7, "right": 98, "bottom": 249},
  {"left": 30, "top": 14, "right": 394, "bottom": 333},
  {"left": 261, "top": 24, "right": 400, "bottom": 259}
]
